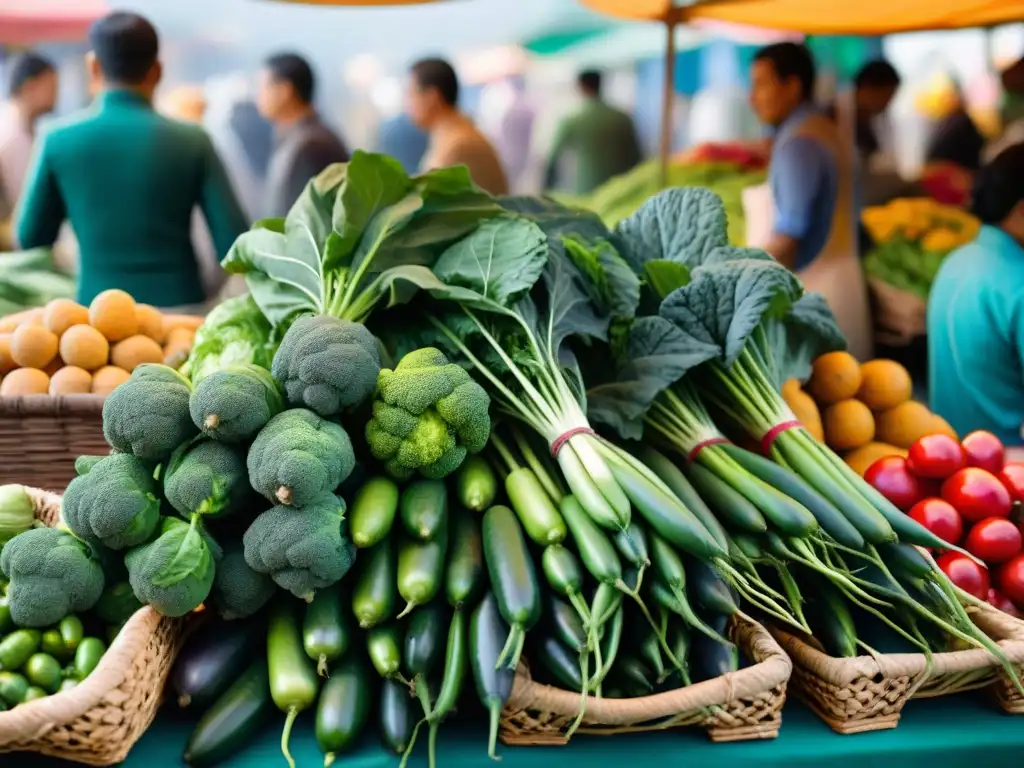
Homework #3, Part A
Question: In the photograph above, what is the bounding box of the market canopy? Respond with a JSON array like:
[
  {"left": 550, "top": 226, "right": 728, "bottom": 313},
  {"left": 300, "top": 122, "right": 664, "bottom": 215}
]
[
  {"left": 264, "top": 0, "right": 453, "bottom": 4},
  {"left": 580, "top": 0, "right": 1024, "bottom": 35},
  {"left": 0, "top": 0, "right": 108, "bottom": 45}
]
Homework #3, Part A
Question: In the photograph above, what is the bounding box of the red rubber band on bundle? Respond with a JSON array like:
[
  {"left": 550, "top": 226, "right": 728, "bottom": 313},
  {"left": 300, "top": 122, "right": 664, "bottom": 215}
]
[
  {"left": 686, "top": 437, "right": 731, "bottom": 464},
  {"left": 760, "top": 420, "right": 801, "bottom": 455},
  {"left": 550, "top": 427, "right": 596, "bottom": 457}
]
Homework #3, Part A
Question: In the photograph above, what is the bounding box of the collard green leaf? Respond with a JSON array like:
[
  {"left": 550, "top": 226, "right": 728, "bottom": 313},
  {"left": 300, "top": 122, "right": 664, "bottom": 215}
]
[
  {"left": 349, "top": 193, "right": 425, "bottom": 274},
  {"left": 643, "top": 260, "right": 690, "bottom": 300},
  {"left": 540, "top": 249, "right": 609, "bottom": 354},
  {"left": 615, "top": 187, "right": 729, "bottom": 272},
  {"left": 764, "top": 291, "right": 847, "bottom": 387},
  {"left": 331, "top": 151, "right": 410, "bottom": 268},
  {"left": 432, "top": 218, "right": 548, "bottom": 305},
  {"left": 151, "top": 517, "right": 213, "bottom": 589},
  {"left": 562, "top": 236, "right": 640, "bottom": 323},
  {"left": 658, "top": 259, "right": 803, "bottom": 367},
  {"left": 222, "top": 227, "right": 322, "bottom": 323},
  {"left": 588, "top": 316, "right": 716, "bottom": 440}
]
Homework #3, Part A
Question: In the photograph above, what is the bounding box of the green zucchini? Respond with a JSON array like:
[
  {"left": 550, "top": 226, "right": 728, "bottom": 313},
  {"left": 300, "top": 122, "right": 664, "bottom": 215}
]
[
  {"left": 455, "top": 455, "right": 498, "bottom": 512},
  {"left": 380, "top": 678, "right": 415, "bottom": 754},
  {"left": 445, "top": 511, "right": 484, "bottom": 610},
  {"left": 404, "top": 603, "right": 446, "bottom": 678},
  {"left": 689, "top": 613, "right": 739, "bottom": 682},
  {"left": 267, "top": 600, "right": 320, "bottom": 768},
  {"left": 685, "top": 558, "right": 739, "bottom": 616},
  {"left": 352, "top": 539, "right": 396, "bottom": 629},
  {"left": 303, "top": 583, "right": 351, "bottom": 676},
  {"left": 397, "top": 531, "right": 447, "bottom": 618},
  {"left": 316, "top": 655, "right": 372, "bottom": 767},
  {"left": 349, "top": 476, "right": 400, "bottom": 549},
  {"left": 470, "top": 593, "right": 515, "bottom": 761},
  {"left": 183, "top": 660, "right": 272, "bottom": 768},
  {"left": 400, "top": 479, "right": 448, "bottom": 540},
  {"left": 537, "top": 636, "right": 583, "bottom": 691},
  {"left": 638, "top": 447, "right": 730, "bottom": 551},
  {"left": 548, "top": 597, "right": 587, "bottom": 652},
  {"left": 367, "top": 623, "right": 403, "bottom": 680},
  {"left": 685, "top": 462, "right": 767, "bottom": 534},
  {"left": 808, "top": 578, "right": 858, "bottom": 658}
]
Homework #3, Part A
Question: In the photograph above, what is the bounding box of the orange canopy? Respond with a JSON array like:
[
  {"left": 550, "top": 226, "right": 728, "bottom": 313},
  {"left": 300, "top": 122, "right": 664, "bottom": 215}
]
[{"left": 580, "top": 0, "right": 1024, "bottom": 35}]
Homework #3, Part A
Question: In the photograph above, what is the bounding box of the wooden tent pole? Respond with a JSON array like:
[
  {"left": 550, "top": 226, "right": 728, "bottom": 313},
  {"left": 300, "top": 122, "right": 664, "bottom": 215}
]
[{"left": 658, "top": 13, "right": 678, "bottom": 187}]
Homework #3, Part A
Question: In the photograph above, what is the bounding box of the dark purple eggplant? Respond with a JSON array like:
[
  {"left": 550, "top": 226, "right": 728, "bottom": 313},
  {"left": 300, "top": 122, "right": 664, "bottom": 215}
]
[{"left": 171, "top": 617, "right": 260, "bottom": 709}]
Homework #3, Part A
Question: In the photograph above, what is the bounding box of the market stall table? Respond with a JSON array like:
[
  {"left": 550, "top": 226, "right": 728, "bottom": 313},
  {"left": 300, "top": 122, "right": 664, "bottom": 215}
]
[{"left": 24, "top": 694, "right": 1024, "bottom": 767}]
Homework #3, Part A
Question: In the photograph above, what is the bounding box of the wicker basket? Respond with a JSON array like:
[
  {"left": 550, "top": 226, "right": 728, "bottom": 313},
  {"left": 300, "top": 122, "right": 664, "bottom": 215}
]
[
  {"left": 0, "top": 396, "right": 107, "bottom": 491},
  {"left": 769, "top": 601, "right": 1024, "bottom": 735},
  {"left": 500, "top": 612, "right": 791, "bottom": 745},
  {"left": 0, "top": 488, "right": 188, "bottom": 766}
]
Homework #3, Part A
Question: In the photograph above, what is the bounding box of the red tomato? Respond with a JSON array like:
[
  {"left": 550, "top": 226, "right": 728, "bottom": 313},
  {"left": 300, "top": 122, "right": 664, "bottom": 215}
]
[
  {"left": 998, "top": 554, "right": 1024, "bottom": 608},
  {"left": 908, "top": 498, "right": 964, "bottom": 545},
  {"left": 941, "top": 468, "right": 1012, "bottom": 523},
  {"left": 964, "top": 517, "right": 1023, "bottom": 564},
  {"left": 864, "top": 456, "right": 928, "bottom": 511},
  {"left": 998, "top": 463, "right": 1024, "bottom": 504},
  {"left": 907, "top": 434, "right": 966, "bottom": 479},
  {"left": 937, "top": 551, "right": 991, "bottom": 599},
  {"left": 961, "top": 431, "right": 1005, "bottom": 473},
  {"left": 987, "top": 588, "right": 1023, "bottom": 618}
]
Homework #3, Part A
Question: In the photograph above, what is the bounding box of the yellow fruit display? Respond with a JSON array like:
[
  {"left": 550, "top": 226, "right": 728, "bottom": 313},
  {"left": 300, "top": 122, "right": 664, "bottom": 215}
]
[
  {"left": 111, "top": 335, "right": 164, "bottom": 372},
  {"left": 135, "top": 304, "right": 166, "bottom": 343},
  {"left": 808, "top": 351, "right": 862, "bottom": 404},
  {"left": 0, "top": 335, "right": 14, "bottom": 375},
  {"left": 59, "top": 325, "right": 110, "bottom": 372},
  {"left": 49, "top": 366, "right": 93, "bottom": 395},
  {"left": 0, "top": 368, "right": 50, "bottom": 396},
  {"left": 9, "top": 324, "right": 59, "bottom": 370},
  {"left": 823, "top": 399, "right": 876, "bottom": 451},
  {"left": 43, "top": 299, "right": 90, "bottom": 336},
  {"left": 91, "top": 365, "right": 131, "bottom": 395},
  {"left": 844, "top": 442, "right": 908, "bottom": 476},
  {"left": 857, "top": 360, "right": 913, "bottom": 411},
  {"left": 929, "top": 415, "right": 958, "bottom": 440},
  {"left": 876, "top": 401, "right": 938, "bottom": 449},
  {"left": 89, "top": 290, "right": 138, "bottom": 342}
]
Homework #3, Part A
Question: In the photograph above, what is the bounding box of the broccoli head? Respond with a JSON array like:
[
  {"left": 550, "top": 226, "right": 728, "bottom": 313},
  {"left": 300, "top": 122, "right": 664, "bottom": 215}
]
[
  {"left": 242, "top": 492, "right": 356, "bottom": 601},
  {"left": 190, "top": 364, "right": 284, "bottom": 443},
  {"left": 247, "top": 409, "right": 355, "bottom": 507},
  {"left": 62, "top": 453, "right": 162, "bottom": 550},
  {"left": 124, "top": 516, "right": 221, "bottom": 618},
  {"left": 271, "top": 315, "right": 380, "bottom": 418},
  {"left": 164, "top": 439, "right": 253, "bottom": 519},
  {"left": 365, "top": 347, "right": 491, "bottom": 480},
  {"left": 102, "top": 364, "right": 198, "bottom": 462},
  {"left": 210, "top": 542, "right": 277, "bottom": 620},
  {"left": 0, "top": 527, "right": 105, "bottom": 627}
]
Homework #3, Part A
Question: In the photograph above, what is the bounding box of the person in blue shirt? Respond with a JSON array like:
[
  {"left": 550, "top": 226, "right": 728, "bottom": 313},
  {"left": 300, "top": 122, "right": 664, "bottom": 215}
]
[
  {"left": 928, "top": 143, "right": 1024, "bottom": 445},
  {"left": 749, "top": 43, "right": 871, "bottom": 358}
]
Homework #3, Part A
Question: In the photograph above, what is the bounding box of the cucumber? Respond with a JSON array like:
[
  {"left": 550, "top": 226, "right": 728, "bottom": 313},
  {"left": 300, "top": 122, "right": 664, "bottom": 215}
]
[
  {"left": 470, "top": 593, "right": 515, "bottom": 761},
  {"left": 613, "top": 521, "right": 649, "bottom": 569},
  {"left": 483, "top": 505, "right": 541, "bottom": 670},
  {"left": 537, "top": 636, "right": 583, "bottom": 691},
  {"left": 73, "top": 637, "right": 105, "bottom": 680},
  {"left": 456, "top": 455, "right": 498, "bottom": 512},
  {"left": 559, "top": 495, "right": 622, "bottom": 585},
  {"left": 25, "top": 653, "right": 62, "bottom": 693},
  {"left": 171, "top": 618, "right": 257, "bottom": 708},
  {"left": 349, "top": 476, "right": 400, "bottom": 549},
  {"left": 685, "top": 462, "right": 767, "bottom": 534},
  {"left": 638, "top": 447, "right": 730, "bottom": 551},
  {"left": 367, "top": 623, "right": 403, "bottom": 680},
  {"left": 0, "top": 671, "right": 28, "bottom": 705},
  {"left": 380, "top": 678, "right": 415, "bottom": 754},
  {"left": 0, "top": 629, "right": 40, "bottom": 671},
  {"left": 303, "top": 583, "right": 351, "bottom": 676},
  {"left": 267, "top": 600, "right": 320, "bottom": 768},
  {"left": 445, "top": 511, "right": 484, "bottom": 610},
  {"left": 183, "top": 660, "right": 272, "bottom": 768},
  {"left": 316, "top": 655, "right": 372, "bottom": 767},
  {"left": 612, "top": 654, "right": 654, "bottom": 697},
  {"left": 808, "top": 578, "right": 858, "bottom": 658},
  {"left": 685, "top": 558, "right": 739, "bottom": 616},
  {"left": 505, "top": 467, "right": 567, "bottom": 545},
  {"left": 690, "top": 613, "right": 739, "bottom": 683},
  {"left": 400, "top": 479, "right": 448, "bottom": 540},
  {"left": 352, "top": 539, "right": 396, "bottom": 629},
  {"left": 397, "top": 531, "right": 447, "bottom": 617},
  {"left": 404, "top": 603, "right": 446, "bottom": 677},
  {"left": 548, "top": 597, "right": 587, "bottom": 652}
]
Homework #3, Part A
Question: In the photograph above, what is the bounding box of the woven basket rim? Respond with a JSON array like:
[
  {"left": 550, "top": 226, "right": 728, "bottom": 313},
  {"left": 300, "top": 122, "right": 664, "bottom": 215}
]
[
  {"left": 769, "top": 600, "right": 1024, "bottom": 686},
  {"left": 0, "top": 395, "right": 106, "bottom": 416},
  {"left": 503, "top": 612, "right": 791, "bottom": 726},
  {"left": 0, "top": 487, "right": 164, "bottom": 747}
]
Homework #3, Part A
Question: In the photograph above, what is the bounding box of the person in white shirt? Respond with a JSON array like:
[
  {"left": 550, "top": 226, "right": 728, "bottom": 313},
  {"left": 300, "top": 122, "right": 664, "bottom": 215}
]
[{"left": 0, "top": 52, "right": 57, "bottom": 220}]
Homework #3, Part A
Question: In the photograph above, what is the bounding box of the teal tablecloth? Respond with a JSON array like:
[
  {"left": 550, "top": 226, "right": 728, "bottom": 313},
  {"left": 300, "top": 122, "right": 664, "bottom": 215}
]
[{"left": 24, "top": 693, "right": 1024, "bottom": 767}]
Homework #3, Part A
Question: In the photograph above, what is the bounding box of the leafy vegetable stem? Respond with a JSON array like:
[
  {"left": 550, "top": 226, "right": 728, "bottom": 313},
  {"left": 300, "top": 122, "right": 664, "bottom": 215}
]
[
  {"left": 511, "top": 426, "right": 563, "bottom": 502},
  {"left": 489, "top": 431, "right": 521, "bottom": 476}
]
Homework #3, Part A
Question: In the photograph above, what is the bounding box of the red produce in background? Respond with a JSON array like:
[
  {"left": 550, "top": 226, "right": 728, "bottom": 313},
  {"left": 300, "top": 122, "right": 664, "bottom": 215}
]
[
  {"left": 865, "top": 456, "right": 928, "bottom": 511},
  {"left": 998, "top": 554, "right": 1024, "bottom": 608},
  {"left": 964, "top": 517, "right": 1022, "bottom": 564},
  {"left": 961, "top": 431, "right": 1005, "bottom": 473},
  {"left": 941, "top": 468, "right": 1012, "bottom": 522},
  {"left": 937, "top": 552, "right": 990, "bottom": 599},
  {"left": 907, "top": 434, "right": 966, "bottom": 479},
  {"left": 998, "top": 463, "right": 1024, "bottom": 504},
  {"left": 908, "top": 498, "right": 963, "bottom": 545},
  {"left": 987, "top": 588, "right": 1022, "bottom": 618}
]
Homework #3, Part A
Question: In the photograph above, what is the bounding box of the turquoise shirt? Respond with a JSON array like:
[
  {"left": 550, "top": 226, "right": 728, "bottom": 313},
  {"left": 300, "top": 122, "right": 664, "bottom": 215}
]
[
  {"left": 16, "top": 90, "right": 248, "bottom": 307},
  {"left": 928, "top": 225, "right": 1024, "bottom": 445}
]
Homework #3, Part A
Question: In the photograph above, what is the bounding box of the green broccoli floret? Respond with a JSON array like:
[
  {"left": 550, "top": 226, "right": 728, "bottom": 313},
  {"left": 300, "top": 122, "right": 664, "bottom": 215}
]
[
  {"left": 210, "top": 542, "right": 276, "bottom": 620},
  {"left": 93, "top": 581, "right": 144, "bottom": 627},
  {"left": 247, "top": 409, "right": 355, "bottom": 507},
  {"left": 74, "top": 455, "right": 105, "bottom": 477},
  {"left": 0, "top": 527, "right": 105, "bottom": 627},
  {"left": 102, "top": 364, "right": 198, "bottom": 462},
  {"left": 190, "top": 364, "right": 284, "bottom": 443},
  {"left": 365, "top": 347, "right": 491, "bottom": 480},
  {"left": 164, "top": 439, "right": 252, "bottom": 519},
  {"left": 125, "top": 516, "right": 221, "bottom": 618},
  {"left": 62, "top": 453, "right": 162, "bottom": 550},
  {"left": 242, "top": 492, "right": 355, "bottom": 601},
  {"left": 271, "top": 315, "right": 380, "bottom": 418}
]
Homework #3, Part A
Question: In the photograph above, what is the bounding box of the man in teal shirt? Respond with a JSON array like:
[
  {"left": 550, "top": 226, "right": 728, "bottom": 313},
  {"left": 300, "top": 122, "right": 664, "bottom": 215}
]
[
  {"left": 15, "top": 12, "right": 248, "bottom": 308},
  {"left": 929, "top": 143, "right": 1024, "bottom": 444}
]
